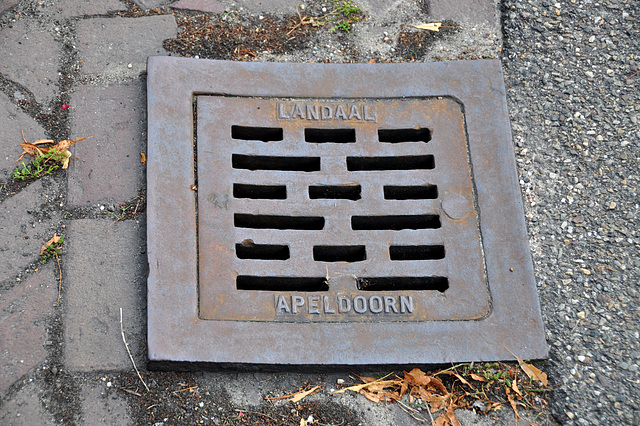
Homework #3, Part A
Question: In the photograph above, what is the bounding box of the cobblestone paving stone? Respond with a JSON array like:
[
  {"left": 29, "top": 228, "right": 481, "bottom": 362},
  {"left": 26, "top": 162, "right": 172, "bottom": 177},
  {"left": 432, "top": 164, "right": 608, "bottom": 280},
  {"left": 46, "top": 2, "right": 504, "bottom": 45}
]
[
  {"left": 67, "top": 82, "right": 146, "bottom": 207},
  {"left": 79, "top": 380, "right": 132, "bottom": 425},
  {"left": 0, "top": 0, "right": 17, "bottom": 16},
  {"left": 0, "top": 20, "right": 60, "bottom": 106},
  {"left": 0, "top": 265, "right": 56, "bottom": 395},
  {"left": 0, "top": 381, "right": 56, "bottom": 425},
  {"left": 170, "top": 0, "right": 226, "bottom": 14},
  {"left": 63, "top": 219, "right": 146, "bottom": 372},
  {"left": 0, "top": 179, "right": 63, "bottom": 283},
  {"left": 42, "top": 0, "right": 126, "bottom": 19},
  {"left": 75, "top": 16, "right": 177, "bottom": 77},
  {"left": 0, "top": 91, "right": 46, "bottom": 181},
  {"left": 0, "top": 0, "right": 637, "bottom": 424}
]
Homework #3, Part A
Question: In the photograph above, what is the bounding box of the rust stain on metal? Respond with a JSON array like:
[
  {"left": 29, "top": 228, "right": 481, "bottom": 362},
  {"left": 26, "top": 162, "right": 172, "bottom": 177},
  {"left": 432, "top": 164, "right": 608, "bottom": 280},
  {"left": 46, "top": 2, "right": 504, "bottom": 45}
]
[{"left": 147, "top": 57, "right": 548, "bottom": 365}]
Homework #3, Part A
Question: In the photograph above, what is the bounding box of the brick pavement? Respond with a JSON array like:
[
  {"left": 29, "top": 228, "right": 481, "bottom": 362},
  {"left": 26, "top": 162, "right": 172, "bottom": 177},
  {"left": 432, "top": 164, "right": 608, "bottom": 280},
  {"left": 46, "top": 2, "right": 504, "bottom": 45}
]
[
  {"left": 67, "top": 82, "right": 146, "bottom": 207},
  {"left": 75, "top": 16, "right": 177, "bottom": 77},
  {"left": 0, "top": 265, "right": 56, "bottom": 395},
  {"left": 0, "top": 92, "right": 46, "bottom": 182},
  {"left": 64, "top": 219, "right": 146, "bottom": 372},
  {"left": 0, "top": 20, "right": 60, "bottom": 106}
]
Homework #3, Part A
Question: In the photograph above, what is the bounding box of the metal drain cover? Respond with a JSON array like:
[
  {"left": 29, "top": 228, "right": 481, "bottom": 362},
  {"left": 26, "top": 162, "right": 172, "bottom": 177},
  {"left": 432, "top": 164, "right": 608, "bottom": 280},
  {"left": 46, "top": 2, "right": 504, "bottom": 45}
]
[{"left": 147, "top": 57, "right": 547, "bottom": 365}]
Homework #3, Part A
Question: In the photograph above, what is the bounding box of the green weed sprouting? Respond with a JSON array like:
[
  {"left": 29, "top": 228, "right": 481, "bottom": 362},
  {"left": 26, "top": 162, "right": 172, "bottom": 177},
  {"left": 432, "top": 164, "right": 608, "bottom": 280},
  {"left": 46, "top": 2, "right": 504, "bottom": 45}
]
[
  {"left": 12, "top": 149, "right": 67, "bottom": 181},
  {"left": 319, "top": 0, "right": 362, "bottom": 33},
  {"left": 40, "top": 234, "right": 64, "bottom": 265}
]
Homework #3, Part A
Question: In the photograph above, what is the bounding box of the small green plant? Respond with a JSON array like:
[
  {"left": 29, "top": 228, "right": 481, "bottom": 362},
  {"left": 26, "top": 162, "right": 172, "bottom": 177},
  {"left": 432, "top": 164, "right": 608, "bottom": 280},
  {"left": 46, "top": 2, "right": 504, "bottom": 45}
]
[
  {"left": 41, "top": 234, "right": 64, "bottom": 265},
  {"left": 12, "top": 149, "right": 67, "bottom": 181},
  {"left": 319, "top": 0, "right": 362, "bottom": 33}
]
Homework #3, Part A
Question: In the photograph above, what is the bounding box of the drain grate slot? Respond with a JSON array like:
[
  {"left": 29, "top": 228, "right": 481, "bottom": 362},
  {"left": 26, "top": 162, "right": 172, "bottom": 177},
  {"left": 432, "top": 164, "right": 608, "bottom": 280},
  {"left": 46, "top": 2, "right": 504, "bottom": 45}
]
[
  {"left": 231, "top": 125, "right": 283, "bottom": 142},
  {"left": 346, "top": 155, "right": 435, "bottom": 171},
  {"left": 352, "top": 215, "right": 440, "bottom": 230},
  {"left": 237, "top": 276, "right": 328, "bottom": 291},
  {"left": 232, "top": 154, "right": 321, "bottom": 171},
  {"left": 235, "top": 242, "right": 290, "bottom": 260},
  {"left": 357, "top": 277, "right": 449, "bottom": 292},
  {"left": 313, "top": 245, "right": 366, "bottom": 262},
  {"left": 305, "top": 128, "right": 356, "bottom": 143},
  {"left": 309, "top": 185, "right": 361, "bottom": 200},
  {"left": 378, "top": 128, "right": 431, "bottom": 143},
  {"left": 233, "top": 183, "right": 287, "bottom": 199},
  {"left": 384, "top": 185, "right": 438, "bottom": 200},
  {"left": 389, "top": 245, "right": 445, "bottom": 261},
  {"left": 234, "top": 214, "right": 325, "bottom": 230}
]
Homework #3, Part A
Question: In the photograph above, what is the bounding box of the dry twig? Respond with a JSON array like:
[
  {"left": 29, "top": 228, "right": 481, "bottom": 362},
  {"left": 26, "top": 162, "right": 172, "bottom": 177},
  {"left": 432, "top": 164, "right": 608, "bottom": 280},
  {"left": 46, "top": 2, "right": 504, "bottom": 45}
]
[
  {"left": 234, "top": 409, "right": 278, "bottom": 421},
  {"left": 55, "top": 252, "right": 62, "bottom": 303},
  {"left": 626, "top": 69, "right": 640, "bottom": 81},
  {"left": 120, "top": 307, "right": 150, "bottom": 392},
  {"left": 287, "top": 9, "right": 314, "bottom": 35}
]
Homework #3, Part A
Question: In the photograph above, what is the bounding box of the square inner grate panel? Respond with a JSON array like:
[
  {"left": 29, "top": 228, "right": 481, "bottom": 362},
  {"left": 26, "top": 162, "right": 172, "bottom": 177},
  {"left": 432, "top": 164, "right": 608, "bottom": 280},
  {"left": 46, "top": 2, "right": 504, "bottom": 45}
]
[
  {"left": 197, "top": 97, "right": 487, "bottom": 322},
  {"left": 147, "top": 58, "right": 548, "bottom": 365}
]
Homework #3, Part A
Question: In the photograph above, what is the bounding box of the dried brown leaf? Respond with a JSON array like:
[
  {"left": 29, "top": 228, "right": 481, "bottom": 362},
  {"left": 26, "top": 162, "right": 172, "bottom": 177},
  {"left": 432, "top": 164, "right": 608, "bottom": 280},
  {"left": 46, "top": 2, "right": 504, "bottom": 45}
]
[
  {"left": 40, "top": 234, "right": 61, "bottom": 254},
  {"left": 505, "top": 387, "right": 519, "bottom": 418},
  {"left": 60, "top": 150, "right": 72, "bottom": 169},
  {"left": 32, "top": 139, "right": 55, "bottom": 145},
  {"left": 429, "top": 375, "right": 449, "bottom": 394},
  {"left": 359, "top": 389, "right": 381, "bottom": 403},
  {"left": 470, "top": 373, "right": 487, "bottom": 382},
  {"left": 520, "top": 362, "right": 548, "bottom": 386},
  {"left": 332, "top": 380, "right": 399, "bottom": 395},
  {"left": 18, "top": 142, "right": 50, "bottom": 160},
  {"left": 52, "top": 136, "right": 91, "bottom": 152},
  {"left": 141, "top": 153, "right": 146, "bottom": 164},
  {"left": 407, "top": 22, "right": 442, "bottom": 32},
  {"left": 438, "top": 370, "right": 474, "bottom": 389},
  {"left": 511, "top": 377, "right": 523, "bottom": 397},
  {"left": 447, "top": 403, "right": 462, "bottom": 426},
  {"left": 289, "top": 385, "right": 323, "bottom": 403},
  {"left": 505, "top": 346, "right": 549, "bottom": 386}
]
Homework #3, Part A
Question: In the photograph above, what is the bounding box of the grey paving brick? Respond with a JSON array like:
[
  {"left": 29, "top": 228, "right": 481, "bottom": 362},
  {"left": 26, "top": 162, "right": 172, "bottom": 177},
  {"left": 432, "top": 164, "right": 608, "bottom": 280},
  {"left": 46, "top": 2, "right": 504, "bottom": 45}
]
[
  {"left": 234, "top": 0, "right": 301, "bottom": 14},
  {"left": 63, "top": 219, "right": 146, "bottom": 372},
  {"left": 67, "top": 82, "right": 145, "bottom": 207},
  {"left": 133, "top": 0, "right": 173, "bottom": 9},
  {"left": 429, "top": 0, "right": 498, "bottom": 27},
  {"left": 0, "top": 180, "right": 63, "bottom": 283},
  {"left": 0, "top": 0, "right": 18, "bottom": 15},
  {"left": 0, "top": 92, "right": 47, "bottom": 182},
  {"left": 171, "top": 0, "right": 225, "bottom": 13},
  {"left": 76, "top": 16, "right": 177, "bottom": 78},
  {"left": 80, "top": 381, "right": 133, "bottom": 425},
  {"left": 0, "top": 265, "right": 57, "bottom": 396},
  {"left": 0, "top": 381, "right": 56, "bottom": 425},
  {"left": 0, "top": 21, "right": 60, "bottom": 105},
  {"left": 45, "top": 0, "right": 126, "bottom": 18}
]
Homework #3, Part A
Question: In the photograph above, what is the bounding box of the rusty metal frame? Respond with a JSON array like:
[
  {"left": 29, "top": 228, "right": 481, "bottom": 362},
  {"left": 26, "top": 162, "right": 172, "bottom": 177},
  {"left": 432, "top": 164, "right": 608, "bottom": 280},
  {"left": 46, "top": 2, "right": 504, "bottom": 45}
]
[{"left": 147, "top": 57, "right": 548, "bottom": 365}]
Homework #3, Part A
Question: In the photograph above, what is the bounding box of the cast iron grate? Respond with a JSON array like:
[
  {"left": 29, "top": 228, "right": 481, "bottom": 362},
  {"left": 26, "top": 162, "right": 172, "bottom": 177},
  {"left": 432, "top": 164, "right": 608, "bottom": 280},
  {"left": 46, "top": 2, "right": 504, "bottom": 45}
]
[
  {"left": 232, "top": 126, "right": 442, "bottom": 286},
  {"left": 147, "top": 58, "right": 548, "bottom": 365},
  {"left": 196, "top": 97, "right": 489, "bottom": 322}
]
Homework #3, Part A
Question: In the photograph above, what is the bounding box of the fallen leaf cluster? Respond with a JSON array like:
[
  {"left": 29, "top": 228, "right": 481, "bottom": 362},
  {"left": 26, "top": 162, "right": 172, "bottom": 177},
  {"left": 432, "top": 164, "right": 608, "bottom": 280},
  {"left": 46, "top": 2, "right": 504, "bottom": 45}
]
[
  {"left": 15, "top": 129, "right": 91, "bottom": 173},
  {"left": 332, "top": 360, "right": 549, "bottom": 425},
  {"left": 40, "top": 233, "right": 64, "bottom": 261}
]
